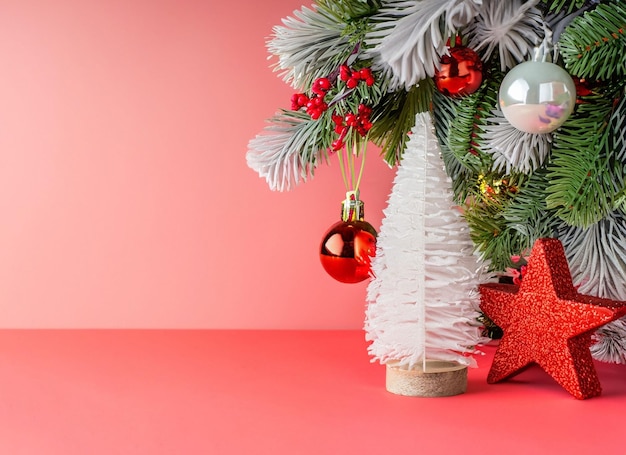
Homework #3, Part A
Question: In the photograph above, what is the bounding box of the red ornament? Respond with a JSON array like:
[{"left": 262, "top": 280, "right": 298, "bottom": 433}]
[
  {"left": 319, "top": 192, "right": 377, "bottom": 283},
  {"left": 479, "top": 238, "right": 626, "bottom": 399},
  {"left": 434, "top": 45, "right": 483, "bottom": 97}
]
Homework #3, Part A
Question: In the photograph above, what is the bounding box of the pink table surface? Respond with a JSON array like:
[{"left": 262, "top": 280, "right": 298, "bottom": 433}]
[{"left": 0, "top": 330, "right": 624, "bottom": 454}]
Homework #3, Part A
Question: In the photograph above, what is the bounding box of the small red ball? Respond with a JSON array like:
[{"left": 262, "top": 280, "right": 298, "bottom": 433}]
[
  {"left": 434, "top": 46, "right": 483, "bottom": 97},
  {"left": 319, "top": 220, "right": 377, "bottom": 283}
]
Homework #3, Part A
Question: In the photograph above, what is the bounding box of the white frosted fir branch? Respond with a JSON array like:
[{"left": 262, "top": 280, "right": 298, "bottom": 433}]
[
  {"left": 559, "top": 211, "right": 626, "bottom": 364},
  {"left": 481, "top": 106, "right": 553, "bottom": 174},
  {"left": 364, "top": 0, "right": 481, "bottom": 90},
  {"left": 365, "top": 111, "right": 487, "bottom": 369},
  {"left": 465, "top": 0, "right": 544, "bottom": 70},
  {"left": 247, "top": 112, "right": 320, "bottom": 191},
  {"left": 267, "top": 5, "right": 347, "bottom": 90},
  {"left": 560, "top": 211, "right": 626, "bottom": 301},
  {"left": 591, "top": 318, "right": 626, "bottom": 364}
]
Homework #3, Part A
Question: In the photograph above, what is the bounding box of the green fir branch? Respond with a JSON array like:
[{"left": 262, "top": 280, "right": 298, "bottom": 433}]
[
  {"left": 369, "top": 80, "right": 432, "bottom": 166},
  {"left": 609, "top": 93, "right": 626, "bottom": 164},
  {"left": 436, "top": 92, "right": 483, "bottom": 173},
  {"left": 559, "top": 1, "right": 626, "bottom": 80},
  {"left": 442, "top": 68, "right": 502, "bottom": 173},
  {"left": 545, "top": 94, "right": 618, "bottom": 227},
  {"left": 541, "top": 0, "right": 586, "bottom": 14},
  {"left": 615, "top": 189, "right": 626, "bottom": 215},
  {"left": 432, "top": 90, "right": 471, "bottom": 202},
  {"left": 464, "top": 199, "right": 525, "bottom": 271},
  {"left": 316, "top": 0, "right": 382, "bottom": 21},
  {"left": 502, "top": 170, "right": 558, "bottom": 248},
  {"left": 432, "top": 66, "right": 504, "bottom": 202},
  {"left": 606, "top": 93, "right": 626, "bottom": 210}
]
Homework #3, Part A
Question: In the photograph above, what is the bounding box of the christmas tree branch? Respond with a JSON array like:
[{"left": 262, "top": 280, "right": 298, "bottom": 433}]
[
  {"left": 464, "top": 198, "right": 525, "bottom": 271},
  {"left": 502, "top": 170, "right": 558, "bottom": 248},
  {"left": 247, "top": 109, "right": 333, "bottom": 191},
  {"left": 432, "top": 65, "right": 502, "bottom": 202},
  {"left": 546, "top": 94, "right": 619, "bottom": 227},
  {"left": 369, "top": 80, "right": 432, "bottom": 165},
  {"left": 268, "top": 5, "right": 359, "bottom": 91},
  {"left": 559, "top": 1, "right": 626, "bottom": 80},
  {"left": 542, "top": 0, "right": 586, "bottom": 15}
]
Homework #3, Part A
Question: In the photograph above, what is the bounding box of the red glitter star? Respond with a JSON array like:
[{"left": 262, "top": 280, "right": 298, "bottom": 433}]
[{"left": 479, "top": 238, "right": 626, "bottom": 399}]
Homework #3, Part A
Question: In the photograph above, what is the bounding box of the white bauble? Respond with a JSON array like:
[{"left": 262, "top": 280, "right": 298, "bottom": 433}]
[{"left": 499, "top": 60, "right": 576, "bottom": 134}]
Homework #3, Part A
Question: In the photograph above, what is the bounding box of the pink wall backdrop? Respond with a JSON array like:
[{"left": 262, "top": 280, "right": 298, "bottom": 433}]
[{"left": 0, "top": 0, "right": 394, "bottom": 328}]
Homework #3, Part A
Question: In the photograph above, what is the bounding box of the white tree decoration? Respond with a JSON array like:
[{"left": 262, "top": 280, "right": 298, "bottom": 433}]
[{"left": 365, "top": 112, "right": 486, "bottom": 374}]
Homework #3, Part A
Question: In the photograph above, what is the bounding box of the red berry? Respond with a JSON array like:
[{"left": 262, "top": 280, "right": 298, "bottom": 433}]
[
  {"left": 331, "top": 139, "right": 344, "bottom": 151},
  {"left": 359, "top": 68, "right": 372, "bottom": 79},
  {"left": 312, "top": 77, "right": 332, "bottom": 96},
  {"left": 365, "top": 77, "right": 375, "bottom": 87},
  {"left": 291, "top": 93, "right": 309, "bottom": 110},
  {"left": 346, "top": 78, "right": 358, "bottom": 89},
  {"left": 306, "top": 96, "right": 328, "bottom": 119},
  {"left": 307, "top": 96, "right": 325, "bottom": 109},
  {"left": 358, "top": 104, "right": 372, "bottom": 117},
  {"left": 332, "top": 113, "right": 344, "bottom": 125},
  {"left": 345, "top": 112, "right": 357, "bottom": 127},
  {"left": 309, "top": 109, "right": 322, "bottom": 120},
  {"left": 298, "top": 94, "right": 309, "bottom": 106},
  {"left": 340, "top": 65, "right": 351, "bottom": 82},
  {"left": 317, "top": 77, "right": 331, "bottom": 90}
]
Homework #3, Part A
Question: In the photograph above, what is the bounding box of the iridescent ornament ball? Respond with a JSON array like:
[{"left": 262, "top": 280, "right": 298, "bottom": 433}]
[{"left": 499, "top": 60, "right": 576, "bottom": 134}]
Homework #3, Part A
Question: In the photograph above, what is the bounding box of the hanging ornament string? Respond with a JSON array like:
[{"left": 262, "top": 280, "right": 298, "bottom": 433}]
[
  {"left": 336, "top": 136, "right": 368, "bottom": 195},
  {"left": 320, "top": 138, "right": 377, "bottom": 284}
]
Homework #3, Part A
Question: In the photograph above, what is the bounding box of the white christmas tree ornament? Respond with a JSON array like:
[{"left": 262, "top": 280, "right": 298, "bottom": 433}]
[{"left": 365, "top": 111, "right": 487, "bottom": 397}]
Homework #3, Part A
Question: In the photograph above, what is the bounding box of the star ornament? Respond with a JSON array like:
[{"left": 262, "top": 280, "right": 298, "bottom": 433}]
[{"left": 479, "top": 238, "right": 626, "bottom": 399}]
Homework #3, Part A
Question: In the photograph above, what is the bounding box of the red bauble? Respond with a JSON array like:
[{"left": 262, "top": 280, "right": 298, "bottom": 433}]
[
  {"left": 319, "top": 219, "right": 377, "bottom": 283},
  {"left": 434, "top": 45, "right": 483, "bottom": 97}
]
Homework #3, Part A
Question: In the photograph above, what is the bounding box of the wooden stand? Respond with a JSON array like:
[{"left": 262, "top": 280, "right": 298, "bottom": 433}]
[{"left": 386, "top": 360, "right": 468, "bottom": 397}]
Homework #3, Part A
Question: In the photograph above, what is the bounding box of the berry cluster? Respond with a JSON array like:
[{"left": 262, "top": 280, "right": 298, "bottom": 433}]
[
  {"left": 331, "top": 104, "right": 373, "bottom": 151},
  {"left": 290, "top": 77, "right": 332, "bottom": 120},
  {"left": 339, "top": 65, "right": 374, "bottom": 88},
  {"left": 290, "top": 67, "right": 376, "bottom": 151}
]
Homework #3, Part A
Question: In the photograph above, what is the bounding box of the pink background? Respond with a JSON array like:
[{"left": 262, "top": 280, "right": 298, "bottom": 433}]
[{"left": 0, "top": 0, "right": 394, "bottom": 328}]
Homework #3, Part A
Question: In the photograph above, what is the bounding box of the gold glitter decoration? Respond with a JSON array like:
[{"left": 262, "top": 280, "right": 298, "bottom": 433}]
[{"left": 479, "top": 238, "right": 626, "bottom": 399}]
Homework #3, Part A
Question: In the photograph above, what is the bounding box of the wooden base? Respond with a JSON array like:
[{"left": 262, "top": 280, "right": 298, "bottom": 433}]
[{"left": 386, "top": 360, "right": 468, "bottom": 397}]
